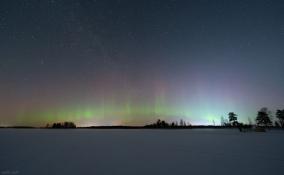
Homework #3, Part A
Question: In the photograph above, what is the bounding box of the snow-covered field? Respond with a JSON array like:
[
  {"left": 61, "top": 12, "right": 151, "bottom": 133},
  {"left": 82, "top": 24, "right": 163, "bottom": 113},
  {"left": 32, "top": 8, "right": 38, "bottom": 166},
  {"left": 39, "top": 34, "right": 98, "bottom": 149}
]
[{"left": 0, "top": 129, "right": 283, "bottom": 175}]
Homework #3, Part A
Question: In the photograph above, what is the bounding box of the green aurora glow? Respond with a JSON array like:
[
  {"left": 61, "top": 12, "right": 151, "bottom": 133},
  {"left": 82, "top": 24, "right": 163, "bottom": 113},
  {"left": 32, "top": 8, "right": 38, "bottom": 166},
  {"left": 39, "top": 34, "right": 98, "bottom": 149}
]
[{"left": 1, "top": 0, "right": 283, "bottom": 127}]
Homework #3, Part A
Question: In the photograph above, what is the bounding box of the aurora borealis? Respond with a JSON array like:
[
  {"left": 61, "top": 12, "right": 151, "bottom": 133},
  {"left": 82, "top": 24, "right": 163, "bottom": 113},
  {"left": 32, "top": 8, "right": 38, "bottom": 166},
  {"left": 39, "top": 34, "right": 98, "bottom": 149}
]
[{"left": 0, "top": 0, "right": 284, "bottom": 126}]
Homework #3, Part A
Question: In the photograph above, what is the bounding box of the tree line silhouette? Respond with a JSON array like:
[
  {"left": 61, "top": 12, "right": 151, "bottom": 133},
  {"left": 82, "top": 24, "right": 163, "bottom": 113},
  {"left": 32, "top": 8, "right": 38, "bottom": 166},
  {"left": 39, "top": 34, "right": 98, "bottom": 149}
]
[
  {"left": 144, "top": 119, "right": 190, "bottom": 128},
  {"left": 42, "top": 107, "right": 284, "bottom": 131},
  {"left": 219, "top": 107, "right": 284, "bottom": 131},
  {"left": 145, "top": 107, "right": 284, "bottom": 131},
  {"left": 45, "top": 122, "right": 76, "bottom": 128},
  {"left": 221, "top": 108, "right": 284, "bottom": 128}
]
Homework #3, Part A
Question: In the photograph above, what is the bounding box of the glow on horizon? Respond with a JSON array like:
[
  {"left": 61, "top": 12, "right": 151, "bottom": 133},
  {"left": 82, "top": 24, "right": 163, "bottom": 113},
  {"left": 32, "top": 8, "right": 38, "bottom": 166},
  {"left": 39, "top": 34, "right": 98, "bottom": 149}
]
[
  {"left": 0, "top": 77, "right": 260, "bottom": 127},
  {"left": 2, "top": 69, "right": 259, "bottom": 127},
  {"left": 11, "top": 101, "right": 249, "bottom": 127}
]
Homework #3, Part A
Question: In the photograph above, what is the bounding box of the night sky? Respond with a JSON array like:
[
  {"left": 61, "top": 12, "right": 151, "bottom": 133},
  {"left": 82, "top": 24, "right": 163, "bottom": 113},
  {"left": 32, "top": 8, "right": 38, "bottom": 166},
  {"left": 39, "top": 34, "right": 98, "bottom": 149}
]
[{"left": 0, "top": 0, "right": 284, "bottom": 126}]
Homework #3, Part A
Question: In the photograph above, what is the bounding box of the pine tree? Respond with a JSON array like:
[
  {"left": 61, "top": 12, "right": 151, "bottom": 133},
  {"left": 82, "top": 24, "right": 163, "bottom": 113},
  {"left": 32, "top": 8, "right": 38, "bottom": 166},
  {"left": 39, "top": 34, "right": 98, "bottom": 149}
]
[
  {"left": 256, "top": 108, "right": 272, "bottom": 127},
  {"left": 228, "top": 112, "right": 238, "bottom": 126}
]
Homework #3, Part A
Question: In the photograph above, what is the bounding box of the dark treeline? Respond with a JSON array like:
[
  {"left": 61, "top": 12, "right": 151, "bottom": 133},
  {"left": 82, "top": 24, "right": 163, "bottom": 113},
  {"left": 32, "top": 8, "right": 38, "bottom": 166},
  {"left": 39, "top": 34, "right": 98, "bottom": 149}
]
[
  {"left": 254, "top": 107, "right": 284, "bottom": 129},
  {"left": 221, "top": 107, "right": 284, "bottom": 132},
  {"left": 144, "top": 107, "right": 284, "bottom": 132},
  {"left": 2, "top": 107, "right": 284, "bottom": 131},
  {"left": 145, "top": 119, "right": 190, "bottom": 128},
  {"left": 46, "top": 122, "right": 76, "bottom": 128}
]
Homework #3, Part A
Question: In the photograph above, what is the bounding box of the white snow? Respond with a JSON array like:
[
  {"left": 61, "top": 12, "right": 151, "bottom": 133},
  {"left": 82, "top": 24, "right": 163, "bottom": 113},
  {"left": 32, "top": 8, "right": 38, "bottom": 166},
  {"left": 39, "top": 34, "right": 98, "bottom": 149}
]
[{"left": 0, "top": 129, "right": 283, "bottom": 175}]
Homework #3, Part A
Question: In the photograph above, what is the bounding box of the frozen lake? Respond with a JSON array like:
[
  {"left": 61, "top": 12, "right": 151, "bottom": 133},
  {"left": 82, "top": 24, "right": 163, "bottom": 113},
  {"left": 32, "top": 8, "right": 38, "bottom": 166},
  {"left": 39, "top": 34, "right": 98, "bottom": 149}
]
[{"left": 1, "top": 129, "right": 284, "bottom": 175}]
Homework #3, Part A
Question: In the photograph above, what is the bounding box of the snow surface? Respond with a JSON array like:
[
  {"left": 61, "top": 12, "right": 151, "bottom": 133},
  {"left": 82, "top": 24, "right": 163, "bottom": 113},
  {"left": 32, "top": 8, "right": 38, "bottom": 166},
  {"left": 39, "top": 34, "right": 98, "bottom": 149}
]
[{"left": 0, "top": 129, "right": 284, "bottom": 175}]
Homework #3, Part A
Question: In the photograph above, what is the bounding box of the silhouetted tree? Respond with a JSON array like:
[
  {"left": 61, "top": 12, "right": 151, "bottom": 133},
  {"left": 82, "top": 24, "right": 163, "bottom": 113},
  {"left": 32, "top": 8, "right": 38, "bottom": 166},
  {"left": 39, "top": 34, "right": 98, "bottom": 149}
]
[
  {"left": 178, "top": 119, "right": 187, "bottom": 126},
  {"left": 156, "top": 119, "right": 161, "bottom": 127},
  {"left": 51, "top": 122, "right": 76, "bottom": 128},
  {"left": 145, "top": 119, "right": 170, "bottom": 128},
  {"left": 179, "top": 119, "right": 184, "bottom": 126},
  {"left": 161, "top": 120, "right": 169, "bottom": 128},
  {"left": 256, "top": 108, "right": 272, "bottom": 127},
  {"left": 228, "top": 112, "right": 238, "bottom": 126},
  {"left": 52, "top": 123, "right": 59, "bottom": 128},
  {"left": 276, "top": 109, "right": 284, "bottom": 128},
  {"left": 146, "top": 119, "right": 191, "bottom": 128}
]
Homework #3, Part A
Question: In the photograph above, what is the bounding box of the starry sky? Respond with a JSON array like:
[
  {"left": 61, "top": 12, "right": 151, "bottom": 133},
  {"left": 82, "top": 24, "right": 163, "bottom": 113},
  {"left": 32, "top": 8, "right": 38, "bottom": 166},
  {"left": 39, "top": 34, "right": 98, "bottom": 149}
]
[{"left": 0, "top": 0, "right": 284, "bottom": 126}]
